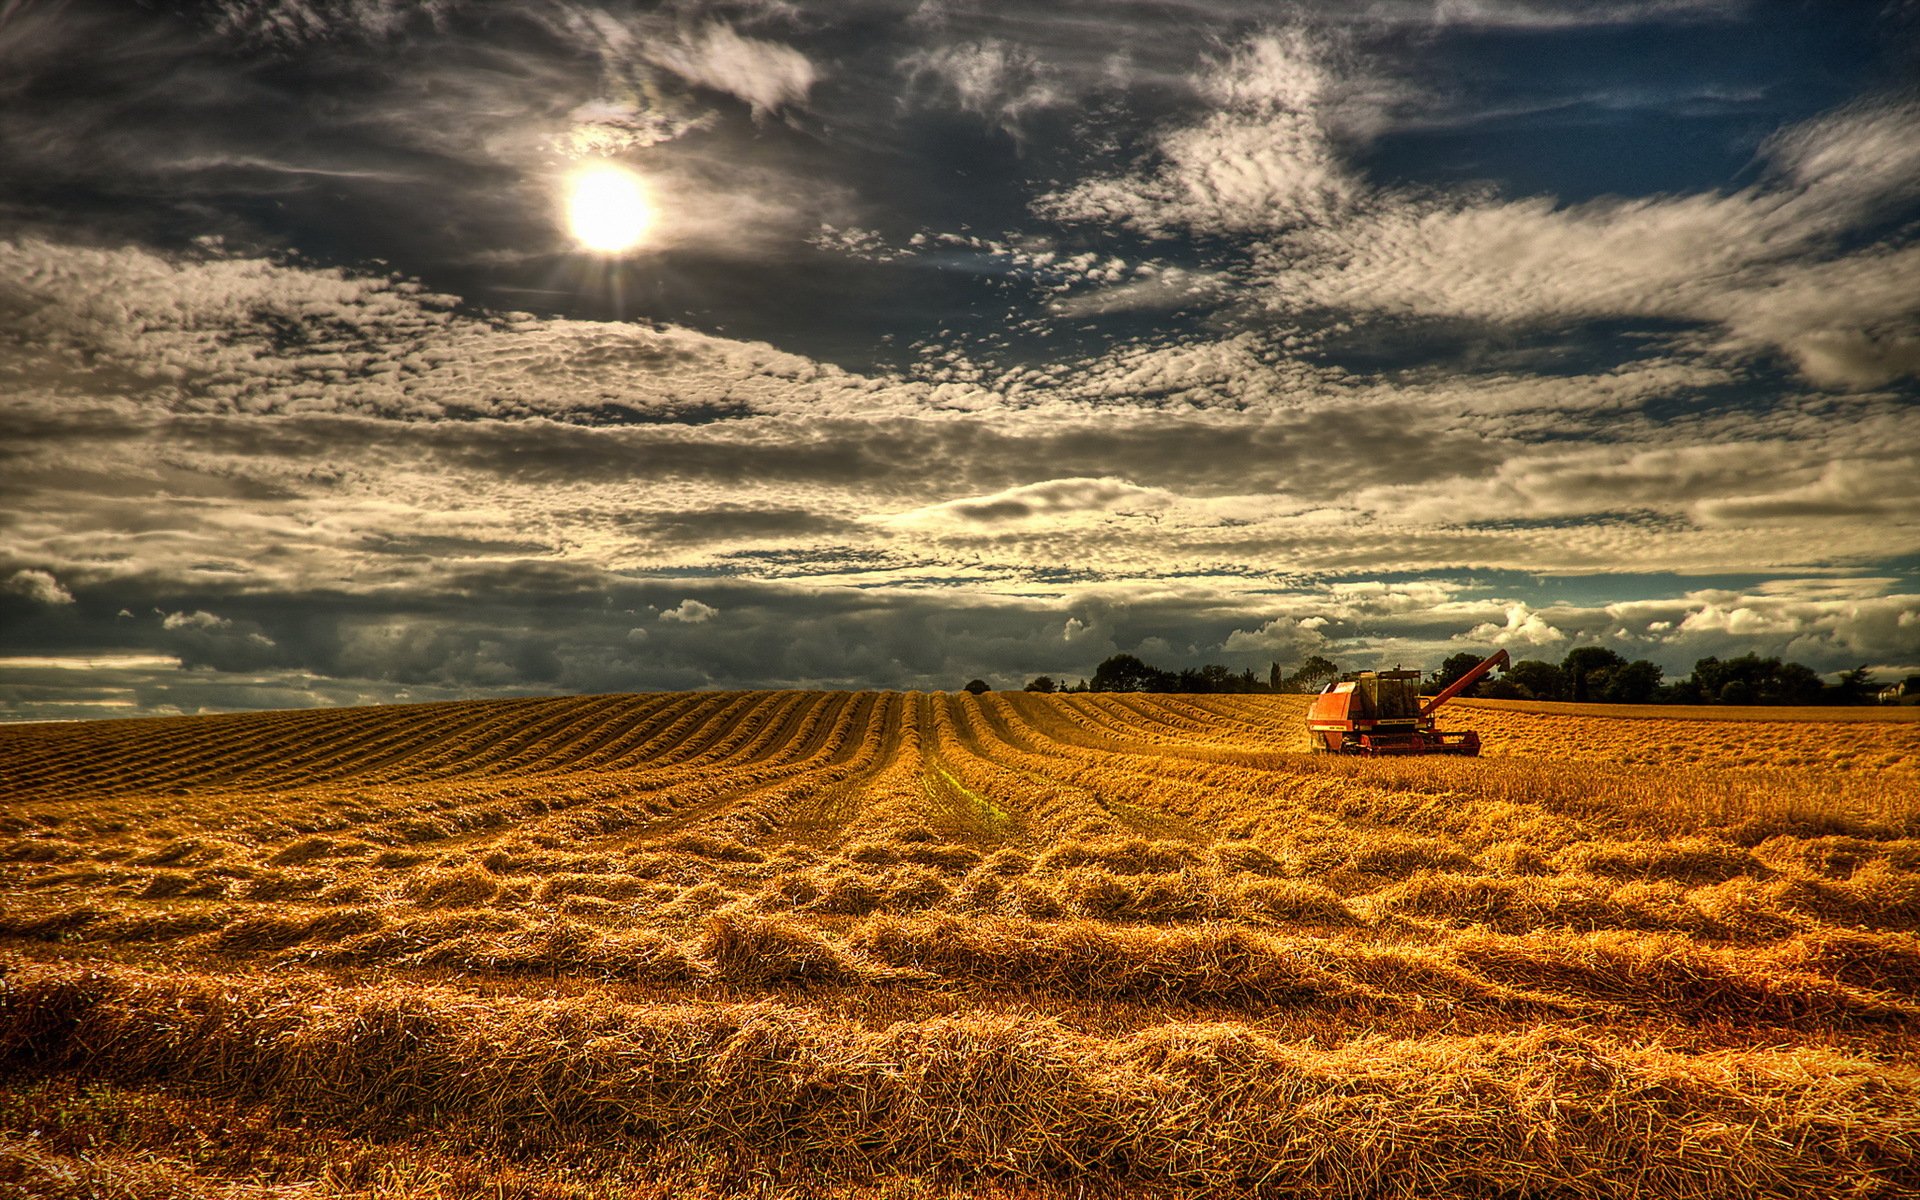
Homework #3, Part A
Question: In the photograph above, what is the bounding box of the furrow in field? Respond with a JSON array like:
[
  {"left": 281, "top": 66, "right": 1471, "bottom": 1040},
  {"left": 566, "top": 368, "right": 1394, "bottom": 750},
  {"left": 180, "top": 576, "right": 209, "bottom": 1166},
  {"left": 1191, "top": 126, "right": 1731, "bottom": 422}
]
[
  {"left": 313, "top": 696, "right": 605, "bottom": 782},
  {"left": 741, "top": 690, "right": 855, "bottom": 770},
  {"left": 987, "top": 698, "right": 1307, "bottom": 830},
  {"left": 505, "top": 694, "right": 816, "bottom": 807},
  {"left": 0, "top": 704, "right": 376, "bottom": 796},
  {"left": 992, "top": 691, "right": 1234, "bottom": 761},
  {"left": 638, "top": 693, "right": 802, "bottom": 770},
  {"left": 681, "top": 691, "right": 824, "bottom": 769},
  {"left": 537, "top": 693, "right": 707, "bottom": 772},
  {"left": 1074, "top": 694, "right": 1293, "bottom": 760},
  {"left": 1090, "top": 693, "right": 1236, "bottom": 740},
  {"left": 203, "top": 701, "right": 525, "bottom": 788},
  {"left": 580, "top": 691, "right": 899, "bottom": 849},
  {"left": 687, "top": 692, "right": 903, "bottom": 847},
  {"left": 814, "top": 693, "right": 942, "bottom": 844},
  {"left": 414, "top": 695, "right": 666, "bottom": 779},
  {"left": 1176, "top": 693, "right": 1311, "bottom": 741},
  {"left": 989, "top": 690, "right": 1144, "bottom": 755},
  {"left": 1107, "top": 693, "right": 1298, "bottom": 747},
  {"left": 937, "top": 694, "right": 1175, "bottom": 843},
  {"left": 536, "top": 692, "right": 719, "bottom": 773},
  {"left": 1047, "top": 694, "right": 1175, "bottom": 745},
  {"left": 700, "top": 691, "right": 894, "bottom": 846},
  {"left": 244, "top": 698, "right": 586, "bottom": 786},
  {"left": 216, "top": 696, "right": 587, "bottom": 783},
  {"left": 975, "top": 696, "right": 1394, "bottom": 842},
  {"left": 584, "top": 693, "right": 774, "bottom": 771},
  {"left": 694, "top": 690, "right": 825, "bottom": 771},
  {"left": 1001, "top": 692, "right": 1307, "bottom": 771},
  {"left": 1075, "top": 694, "right": 1222, "bottom": 745},
  {"left": 206, "top": 697, "right": 589, "bottom": 789},
  {"left": 489, "top": 693, "right": 691, "bottom": 774},
  {"left": 462, "top": 693, "right": 872, "bottom": 850},
  {"left": 448, "top": 694, "right": 668, "bottom": 776}
]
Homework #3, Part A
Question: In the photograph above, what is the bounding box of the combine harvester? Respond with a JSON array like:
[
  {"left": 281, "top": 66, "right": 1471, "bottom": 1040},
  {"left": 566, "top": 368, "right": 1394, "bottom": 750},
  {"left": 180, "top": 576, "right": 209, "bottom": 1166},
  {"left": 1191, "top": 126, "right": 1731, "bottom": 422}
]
[{"left": 1305, "top": 648, "right": 1509, "bottom": 755}]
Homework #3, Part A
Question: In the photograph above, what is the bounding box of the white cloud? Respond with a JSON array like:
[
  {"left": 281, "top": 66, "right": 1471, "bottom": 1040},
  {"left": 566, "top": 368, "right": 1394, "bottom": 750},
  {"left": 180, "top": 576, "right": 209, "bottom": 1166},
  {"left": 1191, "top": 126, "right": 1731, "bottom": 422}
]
[
  {"left": 1223, "top": 616, "right": 1332, "bottom": 655},
  {"left": 0, "top": 654, "right": 181, "bottom": 671},
  {"left": 1047, "top": 267, "right": 1226, "bottom": 319},
  {"left": 1038, "top": 32, "right": 1358, "bottom": 236},
  {"left": 1325, "top": 580, "right": 1461, "bottom": 615},
  {"left": 1415, "top": 0, "right": 1744, "bottom": 28},
  {"left": 562, "top": 98, "right": 711, "bottom": 156},
  {"left": 660, "top": 598, "right": 719, "bottom": 623},
  {"left": 210, "top": 0, "right": 459, "bottom": 46},
  {"left": 162, "top": 610, "right": 232, "bottom": 631},
  {"left": 883, "top": 477, "right": 1177, "bottom": 528},
  {"left": 647, "top": 23, "right": 818, "bottom": 117},
  {"left": 900, "top": 39, "right": 1061, "bottom": 133},
  {"left": 1466, "top": 602, "right": 1566, "bottom": 647},
  {"left": 0, "top": 237, "right": 908, "bottom": 422},
  {"left": 3, "top": 568, "right": 73, "bottom": 606}
]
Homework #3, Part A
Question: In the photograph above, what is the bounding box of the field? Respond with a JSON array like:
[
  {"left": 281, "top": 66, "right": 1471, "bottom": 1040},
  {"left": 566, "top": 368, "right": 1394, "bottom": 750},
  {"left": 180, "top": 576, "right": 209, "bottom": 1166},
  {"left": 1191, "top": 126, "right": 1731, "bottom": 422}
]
[{"left": 2, "top": 692, "right": 1917, "bottom": 1199}]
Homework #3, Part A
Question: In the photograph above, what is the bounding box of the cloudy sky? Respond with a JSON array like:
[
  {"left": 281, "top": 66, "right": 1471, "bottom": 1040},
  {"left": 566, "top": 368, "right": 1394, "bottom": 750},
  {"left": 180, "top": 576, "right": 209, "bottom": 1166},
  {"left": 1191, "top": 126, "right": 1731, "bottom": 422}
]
[{"left": 2, "top": 0, "right": 1917, "bottom": 719}]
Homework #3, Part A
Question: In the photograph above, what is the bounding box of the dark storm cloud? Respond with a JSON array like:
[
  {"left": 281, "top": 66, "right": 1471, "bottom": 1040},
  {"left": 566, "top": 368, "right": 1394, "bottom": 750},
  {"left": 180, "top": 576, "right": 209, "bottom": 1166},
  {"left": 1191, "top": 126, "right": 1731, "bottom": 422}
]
[{"left": 16, "top": 550, "right": 1916, "bottom": 715}]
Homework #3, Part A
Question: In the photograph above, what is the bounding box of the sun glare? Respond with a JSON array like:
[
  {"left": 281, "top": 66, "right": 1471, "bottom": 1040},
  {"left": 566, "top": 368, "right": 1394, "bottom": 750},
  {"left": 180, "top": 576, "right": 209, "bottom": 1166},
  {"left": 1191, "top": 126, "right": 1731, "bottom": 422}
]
[{"left": 566, "top": 162, "right": 653, "bottom": 254}]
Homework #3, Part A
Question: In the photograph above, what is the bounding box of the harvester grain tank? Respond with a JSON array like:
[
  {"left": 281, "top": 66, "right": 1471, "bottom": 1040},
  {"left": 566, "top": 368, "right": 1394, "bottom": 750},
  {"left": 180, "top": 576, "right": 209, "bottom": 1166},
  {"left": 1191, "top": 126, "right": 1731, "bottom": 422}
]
[{"left": 1305, "top": 648, "right": 1510, "bottom": 755}]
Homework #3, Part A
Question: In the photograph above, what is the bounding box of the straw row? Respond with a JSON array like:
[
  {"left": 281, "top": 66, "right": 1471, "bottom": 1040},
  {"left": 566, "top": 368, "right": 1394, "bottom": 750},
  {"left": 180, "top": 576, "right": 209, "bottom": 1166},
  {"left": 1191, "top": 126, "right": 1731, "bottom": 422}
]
[{"left": 3, "top": 959, "right": 1915, "bottom": 1198}]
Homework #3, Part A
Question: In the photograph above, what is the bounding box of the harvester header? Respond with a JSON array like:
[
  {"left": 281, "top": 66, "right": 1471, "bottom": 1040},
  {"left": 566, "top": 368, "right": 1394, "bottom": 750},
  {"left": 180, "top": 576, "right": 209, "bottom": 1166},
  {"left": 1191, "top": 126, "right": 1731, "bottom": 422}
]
[{"left": 1305, "top": 648, "right": 1509, "bottom": 755}]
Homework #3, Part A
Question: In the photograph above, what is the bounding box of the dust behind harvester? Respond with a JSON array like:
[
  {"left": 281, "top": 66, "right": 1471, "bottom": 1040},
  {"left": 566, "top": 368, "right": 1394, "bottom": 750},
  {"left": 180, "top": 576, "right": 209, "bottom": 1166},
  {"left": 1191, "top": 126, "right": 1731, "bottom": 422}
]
[{"left": 1305, "top": 648, "right": 1509, "bottom": 755}]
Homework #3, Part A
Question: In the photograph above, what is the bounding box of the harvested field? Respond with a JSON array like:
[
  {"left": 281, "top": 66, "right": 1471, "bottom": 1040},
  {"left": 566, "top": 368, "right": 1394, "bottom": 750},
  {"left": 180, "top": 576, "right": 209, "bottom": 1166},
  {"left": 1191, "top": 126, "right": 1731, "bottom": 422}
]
[{"left": 2, "top": 691, "right": 1918, "bottom": 1198}]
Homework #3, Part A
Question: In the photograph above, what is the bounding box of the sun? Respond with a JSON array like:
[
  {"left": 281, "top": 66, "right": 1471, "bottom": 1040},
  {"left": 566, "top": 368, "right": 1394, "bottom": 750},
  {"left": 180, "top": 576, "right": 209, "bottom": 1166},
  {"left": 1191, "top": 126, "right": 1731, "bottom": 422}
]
[{"left": 565, "top": 162, "right": 653, "bottom": 254}]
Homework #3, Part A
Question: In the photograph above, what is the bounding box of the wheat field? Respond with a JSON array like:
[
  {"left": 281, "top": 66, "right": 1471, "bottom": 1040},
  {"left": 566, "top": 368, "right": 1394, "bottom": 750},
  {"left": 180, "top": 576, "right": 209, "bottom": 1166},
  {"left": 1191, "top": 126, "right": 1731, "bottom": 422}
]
[{"left": 2, "top": 691, "right": 1917, "bottom": 1199}]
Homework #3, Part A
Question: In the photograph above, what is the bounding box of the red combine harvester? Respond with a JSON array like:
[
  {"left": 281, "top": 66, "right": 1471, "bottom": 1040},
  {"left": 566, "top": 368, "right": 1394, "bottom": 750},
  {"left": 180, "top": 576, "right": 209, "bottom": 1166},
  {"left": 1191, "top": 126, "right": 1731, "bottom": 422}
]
[{"left": 1305, "top": 648, "right": 1509, "bottom": 755}]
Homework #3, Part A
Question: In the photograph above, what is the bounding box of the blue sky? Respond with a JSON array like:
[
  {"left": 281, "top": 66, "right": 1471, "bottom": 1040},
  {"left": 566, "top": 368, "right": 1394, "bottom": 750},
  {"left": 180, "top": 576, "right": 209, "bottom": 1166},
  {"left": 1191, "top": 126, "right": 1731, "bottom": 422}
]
[{"left": 1, "top": 0, "right": 1916, "bottom": 719}]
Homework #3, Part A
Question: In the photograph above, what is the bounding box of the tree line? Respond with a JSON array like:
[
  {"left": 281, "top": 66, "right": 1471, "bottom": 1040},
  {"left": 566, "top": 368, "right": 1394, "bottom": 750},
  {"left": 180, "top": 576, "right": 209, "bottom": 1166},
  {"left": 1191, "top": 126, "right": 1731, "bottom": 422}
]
[
  {"left": 1432, "top": 647, "right": 1892, "bottom": 706},
  {"left": 984, "top": 648, "right": 1906, "bottom": 706}
]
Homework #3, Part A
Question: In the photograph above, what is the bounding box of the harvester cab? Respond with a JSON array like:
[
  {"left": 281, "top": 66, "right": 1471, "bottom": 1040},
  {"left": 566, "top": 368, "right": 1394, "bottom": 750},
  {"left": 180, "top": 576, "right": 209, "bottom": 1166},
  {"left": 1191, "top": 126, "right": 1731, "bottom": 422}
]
[{"left": 1305, "top": 648, "right": 1509, "bottom": 755}]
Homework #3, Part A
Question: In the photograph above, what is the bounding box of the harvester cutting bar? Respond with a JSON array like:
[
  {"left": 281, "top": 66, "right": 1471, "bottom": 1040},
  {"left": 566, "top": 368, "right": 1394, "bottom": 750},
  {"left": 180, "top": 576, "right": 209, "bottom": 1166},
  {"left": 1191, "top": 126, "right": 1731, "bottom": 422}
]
[{"left": 1320, "top": 728, "right": 1483, "bottom": 755}]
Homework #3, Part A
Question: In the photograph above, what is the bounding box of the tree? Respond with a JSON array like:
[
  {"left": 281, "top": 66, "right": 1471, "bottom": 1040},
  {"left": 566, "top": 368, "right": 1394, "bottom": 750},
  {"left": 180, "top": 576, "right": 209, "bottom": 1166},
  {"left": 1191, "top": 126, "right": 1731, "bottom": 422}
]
[
  {"left": 1024, "top": 676, "right": 1057, "bottom": 694},
  {"left": 963, "top": 679, "right": 990, "bottom": 695},
  {"left": 1284, "top": 655, "right": 1341, "bottom": 694},
  {"left": 1504, "top": 659, "right": 1565, "bottom": 701},
  {"left": 1599, "top": 659, "right": 1663, "bottom": 704},
  {"left": 1429, "top": 651, "right": 1491, "bottom": 694},
  {"left": 1269, "top": 661, "right": 1281, "bottom": 691},
  {"left": 1562, "top": 646, "right": 1627, "bottom": 703},
  {"left": 1829, "top": 665, "right": 1873, "bottom": 705},
  {"left": 1175, "top": 663, "right": 1239, "bottom": 693},
  {"left": 1772, "top": 661, "right": 1824, "bottom": 705},
  {"left": 1091, "top": 654, "right": 1165, "bottom": 692},
  {"left": 1685, "top": 654, "right": 1824, "bottom": 706}
]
